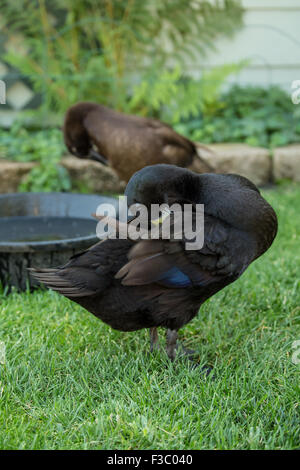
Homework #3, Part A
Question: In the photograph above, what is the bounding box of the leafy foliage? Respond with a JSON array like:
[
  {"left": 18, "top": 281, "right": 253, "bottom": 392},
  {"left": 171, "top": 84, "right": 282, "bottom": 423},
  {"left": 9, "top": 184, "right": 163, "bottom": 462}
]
[
  {"left": 175, "top": 85, "right": 300, "bottom": 148},
  {"left": 0, "top": 0, "right": 245, "bottom": 192},
  {"left": 0, "top": 125, "right": 71, "bottom": 192},
  {"left": 2, "top": 0, "right": 243, "bottom": 114},
  {"left": 127, "top": 62, "right": 246, "bottom": 122}
]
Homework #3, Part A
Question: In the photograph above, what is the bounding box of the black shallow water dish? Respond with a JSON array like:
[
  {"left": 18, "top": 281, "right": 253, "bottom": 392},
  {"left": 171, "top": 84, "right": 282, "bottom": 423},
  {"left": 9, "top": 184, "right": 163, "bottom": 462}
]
[{"left": 0, "top": 193, "right": 118, "bottom": 291}]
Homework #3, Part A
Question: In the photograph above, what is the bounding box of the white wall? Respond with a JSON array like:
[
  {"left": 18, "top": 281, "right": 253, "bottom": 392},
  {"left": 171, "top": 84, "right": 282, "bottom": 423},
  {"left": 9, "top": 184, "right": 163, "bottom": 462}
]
[{"left": 186, "top": 0, "right": 300, "bottom": 91}]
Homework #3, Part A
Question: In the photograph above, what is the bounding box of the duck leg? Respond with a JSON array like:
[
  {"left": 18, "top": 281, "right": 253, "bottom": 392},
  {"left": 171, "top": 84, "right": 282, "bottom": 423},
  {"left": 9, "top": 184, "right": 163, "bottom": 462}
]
[
  {"left": 166, "top": 330, "right": 212, "bottom": 375},
  {"left": 166, "top": 329, "right": 198, "bottom": 361},
  {"left": 149, "top": 327, "right": 159, "bottom": 352},
  {"left": 166, "top": 329, "right": 178, "bottom": 361}
]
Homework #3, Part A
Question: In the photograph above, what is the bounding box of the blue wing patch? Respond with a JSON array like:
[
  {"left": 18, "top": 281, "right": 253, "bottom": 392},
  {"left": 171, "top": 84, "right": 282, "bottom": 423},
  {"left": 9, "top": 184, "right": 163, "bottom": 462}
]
[{"left": 157, "top": 267, "right": 192, "bottom": 287}]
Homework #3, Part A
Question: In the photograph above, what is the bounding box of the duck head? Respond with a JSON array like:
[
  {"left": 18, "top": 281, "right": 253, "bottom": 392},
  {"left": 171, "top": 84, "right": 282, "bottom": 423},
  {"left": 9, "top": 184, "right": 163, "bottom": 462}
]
[
  {"left": 63, "top": 102, "right": 106, "bottom": 164},
  {"left": 125, "top": 164, "right": 201, "bottom": 209}
]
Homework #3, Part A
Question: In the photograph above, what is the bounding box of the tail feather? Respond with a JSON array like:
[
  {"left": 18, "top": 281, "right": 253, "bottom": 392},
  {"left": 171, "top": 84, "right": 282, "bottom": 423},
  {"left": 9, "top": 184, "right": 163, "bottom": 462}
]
[{"left": 28, "top": 268, "right": 95, "bottom": 297}]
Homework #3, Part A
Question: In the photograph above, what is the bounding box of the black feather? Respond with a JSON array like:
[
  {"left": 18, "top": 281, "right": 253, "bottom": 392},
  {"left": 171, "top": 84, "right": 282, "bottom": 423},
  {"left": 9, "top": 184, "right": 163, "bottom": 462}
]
[{"left": 29, "top": 165, "right": 277, "bottom": 342}]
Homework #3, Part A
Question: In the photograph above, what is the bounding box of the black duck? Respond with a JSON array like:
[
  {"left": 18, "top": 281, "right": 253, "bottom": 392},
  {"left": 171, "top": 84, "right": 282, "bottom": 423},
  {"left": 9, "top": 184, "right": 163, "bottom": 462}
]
[{"left": 30, "top": 165, "right": 278, "bottom": 361}]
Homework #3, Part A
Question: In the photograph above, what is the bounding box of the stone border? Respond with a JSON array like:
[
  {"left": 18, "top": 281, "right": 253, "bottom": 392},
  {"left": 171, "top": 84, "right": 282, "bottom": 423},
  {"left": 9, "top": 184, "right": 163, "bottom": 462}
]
[
  {"left": 273, "top": 144, "right": 300, "bottom": 183},
  {"left": 0, "top": 156, "right": 126, "bottom": 194},
  {"left": 195, "top": 142, "right": 300, "bottom": 185},
  {"left": 0, "top": 143, "right": 299, "bottom": 193}
]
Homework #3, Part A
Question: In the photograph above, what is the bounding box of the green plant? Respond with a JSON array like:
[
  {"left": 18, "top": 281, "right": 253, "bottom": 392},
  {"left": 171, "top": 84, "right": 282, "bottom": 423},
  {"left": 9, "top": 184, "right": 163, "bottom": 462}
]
[
  {"left": 0, "top": 124, "right": 71, "bottom": 192},
  {"left": 128, "top": 62, "right": 247, "bottom": 123},
  {"left": 175, "top": 85, "right": 300, "bottom": 148},
  {"left": 2, "top": 0, "right": 243, "bottom": 115},
  {"left": 19, "top": 159, "right": 71, "bottom": 192}
]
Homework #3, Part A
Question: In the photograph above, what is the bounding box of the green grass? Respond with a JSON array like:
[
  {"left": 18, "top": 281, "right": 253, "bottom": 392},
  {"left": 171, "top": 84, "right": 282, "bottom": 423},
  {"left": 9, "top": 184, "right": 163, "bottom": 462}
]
[{"left": 0, "top": 184, "right": 299, "bottom": 450}]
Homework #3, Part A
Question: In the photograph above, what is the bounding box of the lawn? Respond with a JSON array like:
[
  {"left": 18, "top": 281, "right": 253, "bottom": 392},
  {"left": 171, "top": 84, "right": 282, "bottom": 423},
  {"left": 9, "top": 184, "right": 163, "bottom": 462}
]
[{"left": 0, "top": 184, "right": 299, "bottom": 450}]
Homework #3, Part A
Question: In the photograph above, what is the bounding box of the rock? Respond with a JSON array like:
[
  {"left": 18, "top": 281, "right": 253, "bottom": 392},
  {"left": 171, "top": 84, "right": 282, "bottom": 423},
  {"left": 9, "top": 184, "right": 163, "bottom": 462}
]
[
  {"left": 61, "top": 156, "right": 126, "bottom": 194},
  {"left": 273, "top": 145, "right": 300, "bottom": 182},
  {"left": 0, "top": 156, "right": 125, "bottom": 194},
  {"left": 187, "top": 146, "right": 213, "bottom": 174},
  {"left": 0, "top": 159, "right": 36, "bottom": 193},
  {"left": 194, "top": 143, "right": 272, "bottom": 186}
]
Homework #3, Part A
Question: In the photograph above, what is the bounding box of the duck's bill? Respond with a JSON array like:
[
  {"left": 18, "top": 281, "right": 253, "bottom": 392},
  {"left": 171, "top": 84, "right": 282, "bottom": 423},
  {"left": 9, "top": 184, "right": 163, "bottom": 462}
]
[
  {"left": 151, "top": 207, "right": 171, "bottom": 226},
  {"left": 89, "top": 149, "right": 109, "bottom": 166}
]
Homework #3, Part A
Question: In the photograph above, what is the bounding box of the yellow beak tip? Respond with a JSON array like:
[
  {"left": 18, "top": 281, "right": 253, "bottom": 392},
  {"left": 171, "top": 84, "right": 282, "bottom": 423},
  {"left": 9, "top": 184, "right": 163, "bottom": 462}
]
[{"left": 151, "top": 217, "right": 163, "bottom": 226}]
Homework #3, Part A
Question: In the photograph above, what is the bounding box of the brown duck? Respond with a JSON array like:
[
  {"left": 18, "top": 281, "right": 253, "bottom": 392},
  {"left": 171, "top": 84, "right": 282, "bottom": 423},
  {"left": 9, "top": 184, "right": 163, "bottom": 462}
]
[
  {"left": 63, "top": 102, "right": 211, "bottom": 182},
  {"left": 30, "top": 165, "right": 278, "bottom": 363}
]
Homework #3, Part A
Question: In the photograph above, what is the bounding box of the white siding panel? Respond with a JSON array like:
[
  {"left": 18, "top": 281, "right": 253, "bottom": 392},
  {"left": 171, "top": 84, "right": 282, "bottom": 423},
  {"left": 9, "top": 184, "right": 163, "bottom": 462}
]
[
  {"left": 187, "top": 1, "right": 300, "bottom": 90},
  {"left": 242, "top": 0, "right": 300, "bottom": 10}
]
